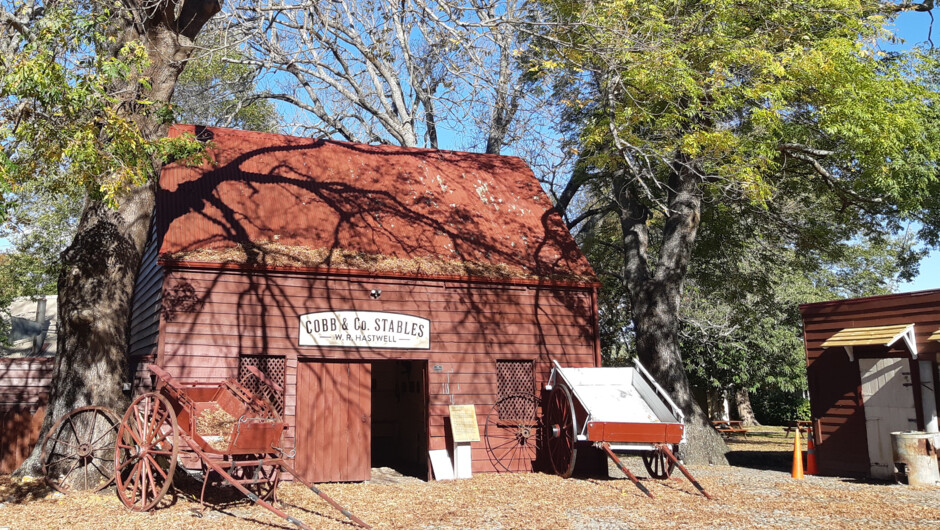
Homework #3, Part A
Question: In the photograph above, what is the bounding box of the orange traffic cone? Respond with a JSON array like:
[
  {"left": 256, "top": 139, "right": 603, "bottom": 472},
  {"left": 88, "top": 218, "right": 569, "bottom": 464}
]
[
  {"left": 806, "top": 429, "right": 818, "bottom": 475},
  {"left": 791, "top": 431, "right": 804, "bottom": 479}
]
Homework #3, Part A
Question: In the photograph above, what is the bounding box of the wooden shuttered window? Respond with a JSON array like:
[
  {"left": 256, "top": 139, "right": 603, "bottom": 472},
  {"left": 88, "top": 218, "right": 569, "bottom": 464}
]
[
  {"left": 238, "top": 355, "right": 286, "bottom": 415},
  {"left": 496, "top": 360, "right": 535, "bottom": 420}
]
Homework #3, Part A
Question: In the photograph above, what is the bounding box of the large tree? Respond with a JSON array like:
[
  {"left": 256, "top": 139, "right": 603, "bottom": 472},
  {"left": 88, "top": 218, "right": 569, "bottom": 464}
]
[
  {"left": 538, "top": 0, "right": 940, "bottom": 463},
  {"left": 1, "top": 0, "right": 221, "bottom": 478}
]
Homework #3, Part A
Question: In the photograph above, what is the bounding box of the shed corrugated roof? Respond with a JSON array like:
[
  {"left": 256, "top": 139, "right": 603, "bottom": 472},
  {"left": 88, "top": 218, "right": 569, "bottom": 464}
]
[
  {"left": 158, "top": 125, "right": 596, "bottom": 283},
  {"left": 821, "top": 324, "right": 914, "bottom": 348}
]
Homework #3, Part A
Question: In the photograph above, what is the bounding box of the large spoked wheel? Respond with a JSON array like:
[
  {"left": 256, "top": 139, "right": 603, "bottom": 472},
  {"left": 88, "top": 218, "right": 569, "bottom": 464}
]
[
  {"left": 41, "top": 406, "right": 121, "bottom": 493},
  {"left": 642, "top": 445, "right": 677, "bottom": 479},
  {"left": 115, "top": 393, "right": 180, "bottom": 511},
  {"left": 484, "top": 394, "right": 542, "bottom": 473},
  {"left": 545, "top": 384, "right": 577, "bottom": 478}
]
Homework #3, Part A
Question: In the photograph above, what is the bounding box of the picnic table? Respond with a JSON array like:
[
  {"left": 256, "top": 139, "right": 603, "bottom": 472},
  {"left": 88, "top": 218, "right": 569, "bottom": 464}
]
[
  {"left": 785, "top": 420, "right": 813, "bottom": 437},
  {"left": 712, "top": 420, "right": 748, "bottom": 437}
]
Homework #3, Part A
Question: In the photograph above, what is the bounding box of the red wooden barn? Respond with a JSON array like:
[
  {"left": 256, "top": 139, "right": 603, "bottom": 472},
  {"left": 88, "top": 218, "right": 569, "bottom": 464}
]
[
  {"left": 799, "top": 289, "right": 940, "bottom": 478},
  {"left": 127, "top": 125, "right": 601, "bottom": 482}
]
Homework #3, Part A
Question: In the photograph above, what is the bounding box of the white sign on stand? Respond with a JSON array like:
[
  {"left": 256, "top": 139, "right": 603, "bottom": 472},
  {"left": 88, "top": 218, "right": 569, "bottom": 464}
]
[{"left": 449, "top": 405, "right": 480, "bottom": 479}]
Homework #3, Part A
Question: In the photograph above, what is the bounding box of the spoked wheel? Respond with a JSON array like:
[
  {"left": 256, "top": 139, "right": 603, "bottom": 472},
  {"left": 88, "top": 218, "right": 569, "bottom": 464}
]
[
  {"left": 643, "top": 445, "right": 677, "bottom": 479},
  {"left": 115, "top": 393, "right": 180, "bottom": 511},
  {"left": 41, "top": 406, "right": 121, "bottom": 493},
  {"left": 545, "top": 384, "right": 577, "bottom": 478},
  {"left": 484, "top": 394, "right": 542, "bottom": 473},
  {"left": 229, "top": 456, "right": 281, "bottom": 502}
]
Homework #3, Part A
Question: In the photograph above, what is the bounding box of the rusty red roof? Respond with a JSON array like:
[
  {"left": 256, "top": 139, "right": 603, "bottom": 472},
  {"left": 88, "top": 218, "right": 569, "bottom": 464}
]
[{"left": 158, "top": 125, "right": 596, "bottom": 283}]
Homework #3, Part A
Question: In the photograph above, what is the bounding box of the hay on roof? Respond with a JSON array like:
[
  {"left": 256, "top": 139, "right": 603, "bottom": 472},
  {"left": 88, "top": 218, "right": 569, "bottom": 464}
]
[{"left": 162, "top": 242, "right": 593, "bottom": 283}]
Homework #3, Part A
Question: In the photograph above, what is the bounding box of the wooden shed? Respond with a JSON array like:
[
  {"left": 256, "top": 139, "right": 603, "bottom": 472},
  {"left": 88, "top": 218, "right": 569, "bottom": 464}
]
[
  {"left": 0, "top": 357, "right": 53, "bottom": 473},
  {"left": 127, "top": 125, "right": 601, "bottom": 482},
  {"left": 0, "top": 295, "right": 56, "bottom": 472},
  {"left": 799, "top": 289, "right": 940, "bottom": 478}
]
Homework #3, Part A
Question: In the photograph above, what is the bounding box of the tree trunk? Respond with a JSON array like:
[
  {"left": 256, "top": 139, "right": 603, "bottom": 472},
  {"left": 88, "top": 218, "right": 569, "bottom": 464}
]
[
  {"left": 615, "top": 162, "right": 729, "bottom": 465},
  {"left": 734, "top": 387, "right": 760, "bottom": 426},
  {"left": 632, "top": 286, "right": 729, "bottom": 464},
  {"left": 708, "top": 389, "right": 727, "bottom": 420},
  {"left": 15, "top": 0, "right": 220, "bottom": 479}
]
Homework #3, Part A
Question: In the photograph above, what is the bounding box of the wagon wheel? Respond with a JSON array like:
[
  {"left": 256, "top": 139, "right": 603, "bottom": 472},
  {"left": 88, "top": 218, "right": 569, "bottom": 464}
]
[
  {"left": 244, "top": 464, "right": 280, "bottom": 502},
  {"left": 545, "top": 384, "right": 577, "bottom": 478},
  {"left": 642, "top": 445, "right": 677, "bottom": 479},
  {"left": 114, "top": 393, "right": 180, "bottom": 511},
  {"left": 41, "top": 406, "right": 121, "bottom": 493},
  {"left": 228, "top": 456, "right": 281, "bottom": 502},
  {"left": 484, "top": 394, "right": 542, "bottom": 473}
]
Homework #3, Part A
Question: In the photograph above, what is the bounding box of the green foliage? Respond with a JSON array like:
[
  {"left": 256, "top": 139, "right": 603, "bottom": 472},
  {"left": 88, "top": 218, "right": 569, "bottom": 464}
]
[
  {"left": 0, "top": 190, "right": 79, "bottom": 298},
  {"left": 172, "top": 31, "right": 279, "bottom": 132},
  {"left": 541, "top": 0, "right": 940, "bottom": 227},
  {"left": 0, "top": 182, "right": 82, "bottom": 344},
  {"left": 752, "top": 387, "right": 811, "bottom": 425},
  {"left": 0, "top": 1, "right": 213, "bottom": 343},
  {"left": 0, "top": 2, "right": 207, "bottom": 211}
]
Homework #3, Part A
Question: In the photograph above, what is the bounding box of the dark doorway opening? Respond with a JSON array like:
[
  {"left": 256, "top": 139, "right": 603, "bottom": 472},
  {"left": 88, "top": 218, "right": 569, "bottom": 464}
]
[{"left": 371, "top": 360, "right": 428, "bottom": 480}]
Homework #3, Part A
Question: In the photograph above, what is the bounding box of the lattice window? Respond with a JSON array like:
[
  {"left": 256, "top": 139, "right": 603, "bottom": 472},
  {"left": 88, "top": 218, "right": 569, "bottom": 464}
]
[
  {"left": 238, "top": 355, "right": 286, "bottom": 415},
  {"left": 496, "top": 360, "right": 535, "bottom": 420}
]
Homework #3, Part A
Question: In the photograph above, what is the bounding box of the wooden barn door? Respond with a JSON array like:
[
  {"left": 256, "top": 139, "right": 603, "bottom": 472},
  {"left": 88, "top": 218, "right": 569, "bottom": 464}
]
[
  {"left": 859, "top": 358, "right": 918, "bottom": 479},
  {"left": 295, "top": 361, "right": 372, "bottom": 482}
]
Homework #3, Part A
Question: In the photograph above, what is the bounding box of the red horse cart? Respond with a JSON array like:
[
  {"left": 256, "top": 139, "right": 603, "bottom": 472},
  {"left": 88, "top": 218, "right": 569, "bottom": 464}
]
[{"left": 112, "top": 365, "right": 369, "bottom": 528}]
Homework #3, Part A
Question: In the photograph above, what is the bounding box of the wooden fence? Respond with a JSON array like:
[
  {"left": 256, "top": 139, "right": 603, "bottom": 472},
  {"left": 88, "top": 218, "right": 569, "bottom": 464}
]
[{"left": 0, "top": 357, "right": 54, "bottom": 473}]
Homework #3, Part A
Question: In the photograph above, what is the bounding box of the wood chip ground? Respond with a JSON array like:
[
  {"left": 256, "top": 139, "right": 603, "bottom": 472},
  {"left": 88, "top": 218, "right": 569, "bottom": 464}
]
[{"left": 1, "top": 427, "right": 937, "bottom": 529}]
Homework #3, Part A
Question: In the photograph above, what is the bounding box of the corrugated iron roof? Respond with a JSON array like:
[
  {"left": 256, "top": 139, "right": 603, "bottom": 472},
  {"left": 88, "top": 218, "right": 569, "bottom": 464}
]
[
  {"left": 158, "top": 125, "right": 596, "bottom": 283},
  {"left": 821, "top": 324, "right": 914, "bottom": 348}
]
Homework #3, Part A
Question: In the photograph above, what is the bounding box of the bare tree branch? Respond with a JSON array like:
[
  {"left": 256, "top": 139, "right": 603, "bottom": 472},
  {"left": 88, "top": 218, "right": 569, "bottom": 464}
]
[{"left": 222, "top": 0, "right": 541, "bottom": 154}]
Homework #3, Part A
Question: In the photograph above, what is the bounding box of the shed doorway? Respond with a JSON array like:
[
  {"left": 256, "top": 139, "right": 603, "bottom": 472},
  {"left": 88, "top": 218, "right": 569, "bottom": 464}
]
[
  {"left": 371, "top": 360, "right": 428, "bottom": 479},
  {"left": 859, "top": 358, "right": 918, "bottom": 479},
  {"left": 295, "top": 361, "right": 372, "bottom": 482}
]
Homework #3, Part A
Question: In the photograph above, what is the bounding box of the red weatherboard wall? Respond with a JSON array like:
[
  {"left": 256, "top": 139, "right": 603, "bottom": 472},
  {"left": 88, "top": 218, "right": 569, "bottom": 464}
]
[
  {"left": 155, "top": 265, "right": 599, "bottom": 476},
  {"left": 800, "top": 289, "right": 940, "bottom": 477}
]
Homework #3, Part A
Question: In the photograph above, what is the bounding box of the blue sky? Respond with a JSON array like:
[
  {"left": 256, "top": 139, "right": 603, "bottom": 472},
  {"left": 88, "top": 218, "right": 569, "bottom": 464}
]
[{"left": 892, "top": 12, "right": 939, "bottom": 293}]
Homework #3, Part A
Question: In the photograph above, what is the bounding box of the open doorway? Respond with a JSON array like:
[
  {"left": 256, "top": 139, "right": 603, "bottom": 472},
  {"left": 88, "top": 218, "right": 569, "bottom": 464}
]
[{"left": 371, "top": 360, "right": 428, "bottom": 479}]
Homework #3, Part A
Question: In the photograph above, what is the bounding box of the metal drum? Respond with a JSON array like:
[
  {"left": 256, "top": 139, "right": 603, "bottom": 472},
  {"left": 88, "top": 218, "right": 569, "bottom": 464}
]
[{"left": 891, "top": 431, "right": 940, "bottom": 486}]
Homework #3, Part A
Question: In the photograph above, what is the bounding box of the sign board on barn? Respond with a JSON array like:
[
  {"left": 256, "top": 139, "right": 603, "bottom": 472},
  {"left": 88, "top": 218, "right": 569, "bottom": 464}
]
[
  {"left": 448, "top": 405, "right": 481, "bottom": 443},
  {"left": 299, "top": 311, "right": 430, "bottom": 349}
]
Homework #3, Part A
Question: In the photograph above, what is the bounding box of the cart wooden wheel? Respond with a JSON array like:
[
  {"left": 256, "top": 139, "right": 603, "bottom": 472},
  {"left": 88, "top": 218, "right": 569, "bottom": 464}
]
[
  {"left": 227, "top": 456, "right": 281, "bottom": 502},
  {"left": 484, "top": 394, "right": 542, "bottom": 473},
  {"left": 243, "top": 464, "right": 280, "bottom": 503},
  {"left": 115, "top": 393, "right": 180, "bottom": 511},
  {"left": 41, "top": 406, "right": 121, "bottom": 493},
  {"left": 642, "top": 445, "right": 676, "bottom": 479},
  {"left": 545, "top": 384, "right": 577, "bottom": 478}
]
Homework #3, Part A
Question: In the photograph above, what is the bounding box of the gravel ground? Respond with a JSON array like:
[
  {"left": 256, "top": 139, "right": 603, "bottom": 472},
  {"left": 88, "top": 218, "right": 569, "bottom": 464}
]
[{"left": 1, "top": 428, "right": 938, "bottom": 529}]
